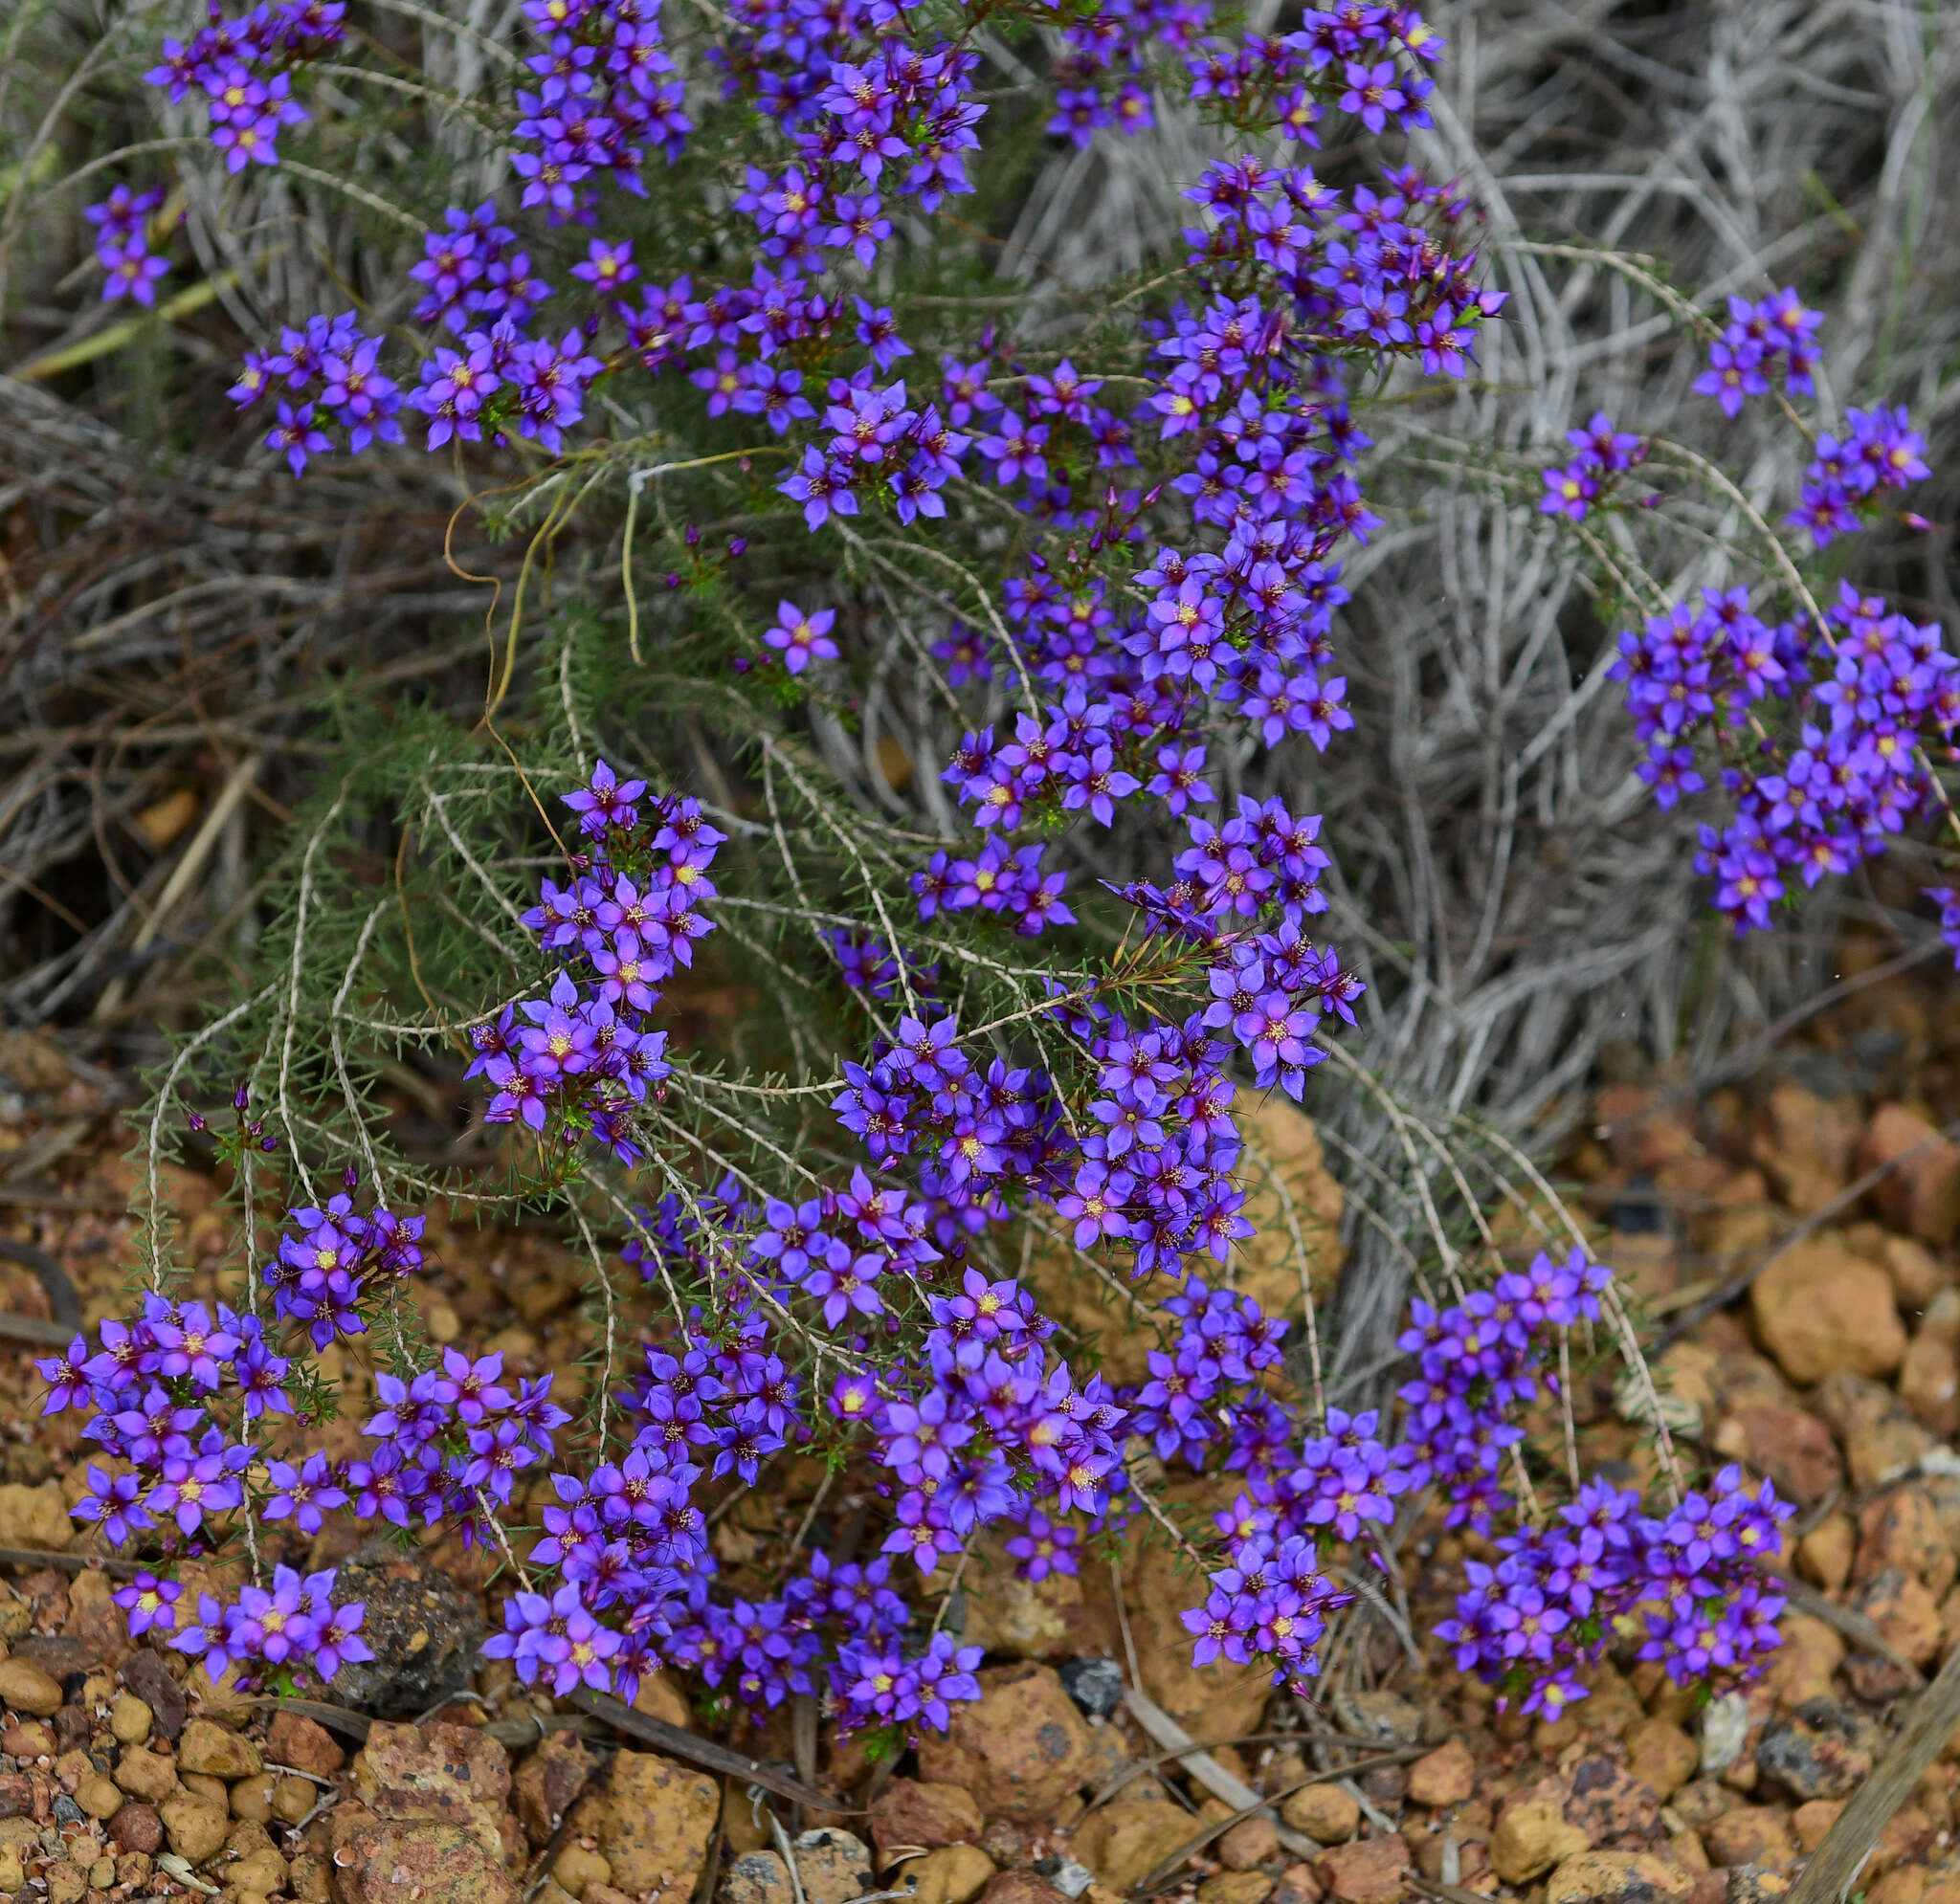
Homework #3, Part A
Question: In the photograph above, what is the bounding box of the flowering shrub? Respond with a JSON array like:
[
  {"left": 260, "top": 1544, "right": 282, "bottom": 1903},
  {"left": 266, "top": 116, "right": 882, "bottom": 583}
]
[{"left": 37, "top": 0, "right": 1815, "bottom": 1756}]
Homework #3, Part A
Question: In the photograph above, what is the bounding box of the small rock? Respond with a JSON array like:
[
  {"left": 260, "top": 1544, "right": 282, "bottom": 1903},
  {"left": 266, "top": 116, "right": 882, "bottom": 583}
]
[
  {"left": 1751, "top": 1083, "right": 1859, "bottom": 1214},
  {"left": 1494, "top": 1801, "right": 1592, "bottom": 1886},
  {"left": 1315, "top": 1835, "right": 1410, "bottom": 1904},
  {"left": 1200, "top": 1877, "right": 1276, "bottom": 1904},
  {"left": 326, "top": 1545, "right": 486, "bottom": 1718},
  {"left": 110, "top": 1691, "right": 153, "bottom": 1745},
  {"left": 121, "top": 1647, "right": 188, "bottom": 1739},
  {"left": 1672, "top": 1784, "right": 1731, "bottom": 1832},
  {"left": 267, "top": 1710, "right": 345, "bottom": 1779},
  {"left": 1332, "top": 1691, "right": 1425, "bottom": 1748},
  {"left": 906, "top": 1845, "right": 997, "bottom": 1904},
  {"left": 232, "top": 1769, "right": 278, "bottom": 1822},
  {"left": 1854, "top": 1568, "right": 1945, "bottom": 1667},
  {"left": 1545, "top": 1852, "right": 1694, "bottom": 1904},
  {"left": 554, "top": 1844, "right": 613, "bottom": 1898},
  {"left": 1846, "top": 1651, "right": 1924, "bottom": 1704},
  {"left": 115, "top": 1742, "right": 180, "bottom": 1803},
  {"left": 1847, "top": 1414, "right": 1934, "bottom": 1492},
  {"left": 1271, "top": 1863, "right": 1323, "bottom": 1904},
  {"left": 0, "top": 1657, "right": 62, "bottom": 1717},
  {"left": 871, "top": 1780, "right": 986, "bottom": 1858},
  {"left": 1750, "top": 1233, "right": 1905, "bottom": 1384},
  {"left": 977, "top": 1875, "right": 1064, "bottom": 1904},
  {"left": 1700, "top": 1695, "right": 1752, "bottom": 1778},
  {"left": 721, "top": 1851, "right": 794, "bottom": 1904},
  {"left": 1726, "top": 1870, "right": 1792, "bottom": 1904},
  {"left": 0, "top": 1479, "right": 73, "bottom": 1551},
  {"left": 1754, "top": 1702, "right": 1882, "bottom": 1803},
  {"left": 1563, "top": 1755, "right": 1664, "bottom": 1846},
  {"left": 77, "top": 1772, "right": 122, "bottom": 1819},
  {"left": 1860, "top": 1104, "right": 1960, "bottom": 1243},
  {"left": 1039, "top": 1859, "right": 1095, "bottom": 1899},
  {"left": 514, "top": 1732, "right": 594, "bottom": 1846},
  {"left": 1701, "top": 1808, "right": 1794, "bottom": 1870},
  {"left": 292, "top": 1849, "right": 334, "bottom": 1902},
  {"left": 916, "top": 1663, "right": 1099, "bottom": 1824},
  {"left": 1070, "top": 1794, "right": 1192, "bottom": 1891},
  {"left": 1868, "top": 1877, "right": 1924, "bottom": 1904},
  {"left": 179, "top": 1716, "right": 262, "bottom": 1780},
  {"left": 66, "top": 1565, "right": 130, "bottom": 1663},
  {"left": 1901, "top": 1291, "right": 1960, "bottom": 1436},
  {"left": 1791, "top": 1802, "right": 1843, "bottom": 1853},
  {"left": 1058, "top": 1658, "right": 1125, "bottom": 1721},
  {"left": 275, "top": 1775, "right": 317, "bottom": 1825},
  {"left": 573, "top": 1747, "right": 718, "bottom": 1894},
  {"left": 795, "top": 1828, "right": 878, "bottom": 1904},
  {"left": 160, "top": 1791, "right": 230, "bottom": 1864},
  {"left": 1710, "top": 1404, "right": 1843, "bottom": 1507},
  {"left": 110, "top": 1800, "right": 165, "bottom": 1853},
  {"left": 1795, "top": 1517, "right": 1857, "bottom": 1594},
  {"left": 1407, "top": 1740, "right": 1474, "bottom": 1809},
  {"left": 351, "top": 1720, "right": 511, "bottom": 1861},
  {"left": 1858, "top": 1488, "right": 1959, "bottom": 1599},
  {"left": 1627, "top": 1721, "right": 1700, "bottom": 1803},
  {"left": 1221, "top": 1816, "right": 1281, "bottom": 1871},
  {"left": 333, "top": 1817, "right": 522, "bottom": 1904},
  {"left": 1282, "top": 1784, "right": 1360, "bottom": 1844},
  {"left": 1, "top": 1717, "right": 52, "bottom": 1759},
  {"left": 1764, "top": 1616, "right": 1845, "bottom": 1710},
  {"left": 45, "top": 1863, "right": 85, "bottom": 1904}
]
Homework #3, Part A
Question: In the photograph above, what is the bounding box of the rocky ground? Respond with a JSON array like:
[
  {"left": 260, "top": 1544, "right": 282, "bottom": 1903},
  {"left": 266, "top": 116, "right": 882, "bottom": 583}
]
[{"left": 4, "top": 942, "right": 1960, "bottom": 1904}]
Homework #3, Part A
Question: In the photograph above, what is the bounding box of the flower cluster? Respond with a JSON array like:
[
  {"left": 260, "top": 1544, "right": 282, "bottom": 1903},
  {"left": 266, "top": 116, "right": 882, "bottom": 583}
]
[
  {"left": 38, "top": 1295, "right": 370, "bottom": 1692},
  {"left": 43, "top": 1296, "right": 272, "bottom": 1545},
  {"left": 1437, "top": 1467, "right": 1790, "bottom": 1720},
  {"left": 410, "top": 205, "right": 554, "bottom": 335},
  {"left": 484, "top": 1293, "right": 999, "bottom": 1737},
  {"left": 85, "top": 186, "right": 170, "bottom": 306},
  {"left": 260, "top": 1172, "right": 429, "bottom": 1349},
  {"left": 409, "top": 321, "right": 607, "bottom": 453},
  {"left": 355, "top": 1348, "right": 571, "bottom": 1545},
  {"left": 1789, "top": 406, "right": 1932, "bottom": 549},
  {"left": 828, "top": 928, "right": 939, "bottom": 1003},
  {"left": 911, "top": 833, "right": 1075, "bottom": 939},
  {"left": 510, "top": 0, "right": 691, "bottom": 219},
  {"left": 1397, "top": 1251, "right": 1611, "bottom": 1530},
  {"left": 144, "top": 0, "right": 342, "bottom": 171},
  {"left": 466, "top": 763, "right": 724, "bottom": 1162},
  {"left": 1540, "top": 282, "right": 1954, "bottom": 949},
  {"left": 173, "top": 1565, "right": 372, "bottom": 1681},
  {"left": 229, "top": 314, "right": 404, "bottom": 475},
  {"left": 1692, "top": 287, "right": 1822, "bottom": 418},
  {"left": 1538, "top": 410, "right": 1646, "bottom": 523},
  {"left": 1607, "top": 581, "right": 1958, "bottom": 934}
]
